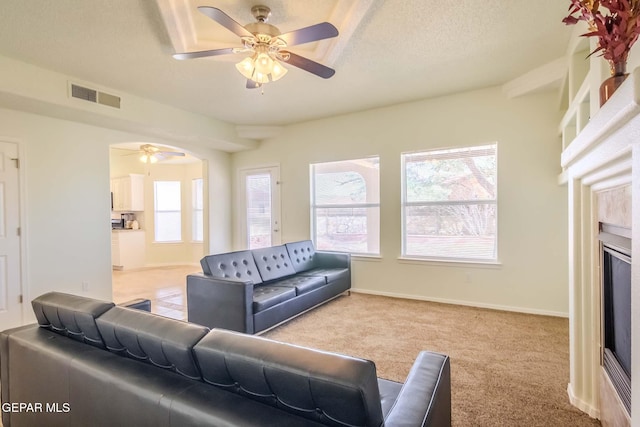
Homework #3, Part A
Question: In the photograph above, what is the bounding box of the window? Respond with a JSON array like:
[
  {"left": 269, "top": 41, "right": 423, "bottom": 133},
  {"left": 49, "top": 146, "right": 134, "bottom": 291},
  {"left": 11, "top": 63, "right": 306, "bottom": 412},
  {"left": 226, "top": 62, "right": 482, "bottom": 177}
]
[
  {"left": 192, "top": 178, "right": 203, "bottom": 242},
  {"left": 154, "top": 181, "right": 181, "bottom": 242},
  {"left": 402, "top": 144, "right": 497, "bottom": 262},
  {"left": 310, "top": 157, "right": 380, "bottom": 255}
]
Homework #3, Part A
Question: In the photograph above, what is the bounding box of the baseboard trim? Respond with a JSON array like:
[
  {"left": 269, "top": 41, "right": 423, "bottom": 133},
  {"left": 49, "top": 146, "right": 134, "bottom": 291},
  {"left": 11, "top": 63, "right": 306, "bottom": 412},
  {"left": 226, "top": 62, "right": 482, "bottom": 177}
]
[
  {"left": 139, "top": 263, "right": 200, "bottom": 269},
  {"left": 567, "top": 383, "right": 600, "bottom": 419},
  {"left": 112, "top": 263, "right": 200, "bottom": 272},
  {"left": 350, "top": 288, "right": 569, "bottom": 318}
]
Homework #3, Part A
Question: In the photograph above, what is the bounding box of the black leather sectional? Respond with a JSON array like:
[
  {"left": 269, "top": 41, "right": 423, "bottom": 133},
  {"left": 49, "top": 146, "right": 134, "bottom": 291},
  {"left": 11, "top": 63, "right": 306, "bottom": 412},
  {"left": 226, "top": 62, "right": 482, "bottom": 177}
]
[
  {"left": 187, "top": 240, "right": 351, "bottom": 334},
  {"left": 0, "top": 292, "right": 452, "bottom": 426}
]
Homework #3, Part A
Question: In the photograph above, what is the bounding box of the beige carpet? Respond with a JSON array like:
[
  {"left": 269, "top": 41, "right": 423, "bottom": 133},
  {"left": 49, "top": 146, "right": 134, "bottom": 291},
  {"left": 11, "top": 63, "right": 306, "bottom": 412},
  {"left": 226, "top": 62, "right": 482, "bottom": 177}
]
[{"left": 264, "top": 293, "right": 601, "bottom": 427}]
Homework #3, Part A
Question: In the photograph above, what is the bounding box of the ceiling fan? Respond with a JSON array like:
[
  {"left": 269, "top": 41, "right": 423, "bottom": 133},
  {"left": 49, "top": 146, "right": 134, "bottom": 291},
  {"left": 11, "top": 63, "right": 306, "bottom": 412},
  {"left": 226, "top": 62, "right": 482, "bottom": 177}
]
[
  {"left": 138, "top": 144, "right": 185, "bottom": 163},
  {"left": 173, "top": 5, "right": 339, "bottom": 88}
]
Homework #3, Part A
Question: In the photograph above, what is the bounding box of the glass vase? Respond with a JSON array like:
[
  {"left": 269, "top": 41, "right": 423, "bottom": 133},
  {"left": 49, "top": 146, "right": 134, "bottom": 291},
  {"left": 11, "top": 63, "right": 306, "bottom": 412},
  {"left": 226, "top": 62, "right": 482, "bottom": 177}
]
[{"left": 600, "top": 62, "right": 629, "bottom": 106}]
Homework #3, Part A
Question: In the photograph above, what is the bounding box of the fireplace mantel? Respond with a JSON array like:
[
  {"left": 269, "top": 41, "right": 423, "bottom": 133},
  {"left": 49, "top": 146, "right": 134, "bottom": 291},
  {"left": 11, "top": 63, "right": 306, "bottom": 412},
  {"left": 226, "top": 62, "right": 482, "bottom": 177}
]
[
  {"left": 561, "top": 68, "right": 640, "bottom": 187},
  {"left": 562, "top": 67, "right": 640, "bottom": 424}
]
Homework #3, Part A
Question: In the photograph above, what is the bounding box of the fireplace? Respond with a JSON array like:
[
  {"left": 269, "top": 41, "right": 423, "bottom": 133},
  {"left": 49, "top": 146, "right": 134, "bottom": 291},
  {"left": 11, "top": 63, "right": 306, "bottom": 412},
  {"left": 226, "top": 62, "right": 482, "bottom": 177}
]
[{"left": 599, "top": 222, "right": 632, "bottom": 416}]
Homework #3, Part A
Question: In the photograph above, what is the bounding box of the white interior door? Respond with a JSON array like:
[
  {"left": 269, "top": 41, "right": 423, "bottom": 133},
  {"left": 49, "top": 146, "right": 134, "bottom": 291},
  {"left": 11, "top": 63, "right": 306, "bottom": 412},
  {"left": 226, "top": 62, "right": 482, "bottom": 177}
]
[
  {"left": 240, "top": 166, "right": 281, "bottom": 249},
  {"left": 0, "top": 140, "right": 22, "bottom": 329}
]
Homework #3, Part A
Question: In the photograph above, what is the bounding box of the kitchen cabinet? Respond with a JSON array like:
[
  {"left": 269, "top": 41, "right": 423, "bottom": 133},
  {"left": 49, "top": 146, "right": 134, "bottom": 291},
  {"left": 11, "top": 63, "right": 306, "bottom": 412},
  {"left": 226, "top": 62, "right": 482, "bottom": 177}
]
[
  {"left": 111, "top": 174, "right": 144, "bottom": 212},
  {"left": 112, "top": 230, "right": 145, "bottom": 270}
]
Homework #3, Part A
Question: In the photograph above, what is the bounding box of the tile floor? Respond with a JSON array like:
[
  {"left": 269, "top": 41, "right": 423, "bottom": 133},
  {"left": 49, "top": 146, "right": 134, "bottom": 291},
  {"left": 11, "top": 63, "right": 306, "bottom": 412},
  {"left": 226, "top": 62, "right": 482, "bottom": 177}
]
[{"left": 112, "top": 265, "right": 199, "bottom": 321}]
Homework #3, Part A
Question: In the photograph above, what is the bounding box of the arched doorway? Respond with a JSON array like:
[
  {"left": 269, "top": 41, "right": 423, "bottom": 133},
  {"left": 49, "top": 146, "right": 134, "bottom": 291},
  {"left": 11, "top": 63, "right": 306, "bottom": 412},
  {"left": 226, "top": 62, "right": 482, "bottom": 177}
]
[{"left": 109, "top": 142, "right": 207, "bottom": 319}]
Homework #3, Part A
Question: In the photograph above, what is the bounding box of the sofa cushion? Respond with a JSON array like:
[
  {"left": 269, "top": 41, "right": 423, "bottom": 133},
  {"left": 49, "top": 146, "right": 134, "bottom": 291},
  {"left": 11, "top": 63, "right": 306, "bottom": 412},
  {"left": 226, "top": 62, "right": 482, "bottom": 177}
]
[
  {"left": 252, "top": 285, "right": 297, "bottom": 312},
  {"left": 378, "top": 378, "right": 403, "bottom": 419},
  {"left": 300, "top": 267, "right": 350, "bottom": 284},
  {"left": 252, "top": 245, "right": 297, "bottom": 282},
  {"left": 31, "top": 292, "right": 114, "bottom": 348},
  {"left": 193, "top": 329, "right": 385, "bottom": 427},
  {"left": 270, "top": 275, "right": 327, "bottom": 295},
  {"left": 200, "top": 250, "right": 263, "bottom": 285},
  {"left": 285, "top": 240, "right": 317, "bottom": 273},
  {"left": 95, "top": 306, "right": 210, "bottom": 380}
]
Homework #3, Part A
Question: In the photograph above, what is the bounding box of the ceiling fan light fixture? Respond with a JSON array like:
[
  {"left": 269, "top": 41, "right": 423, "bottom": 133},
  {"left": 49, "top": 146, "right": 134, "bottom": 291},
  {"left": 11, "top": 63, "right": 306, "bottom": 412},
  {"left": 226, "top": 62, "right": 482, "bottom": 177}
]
[
  {"left": 270, "top": 60, "right": 288, "bottom": 81},
  {"left": 253, "top": 71, "right": 270, "bottom": 84},
  {"left": 235, "top": 56, "right": 256, "bottom": 79},
  {"left": 255, "top": 52, "right": 273, "bottom": 74},
  {"left": 140, "top": 153, "right": 158, "bottom": 164},
  {"left": 235, "top": 52, "right": 287, "bottom": 84}
]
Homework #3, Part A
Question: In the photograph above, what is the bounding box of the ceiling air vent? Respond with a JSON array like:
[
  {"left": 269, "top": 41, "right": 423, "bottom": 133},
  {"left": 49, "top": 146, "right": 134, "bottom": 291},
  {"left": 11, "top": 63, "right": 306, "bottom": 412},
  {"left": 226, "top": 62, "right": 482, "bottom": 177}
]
[
  {"left": 70, "top": 83, "right": 121, "bottom": 109},
  {"left": 98, "top": 91, "right": 121, "bottom": 109},
  {"left": 71, "top": 84, "right": 97, "bottom": 102}
]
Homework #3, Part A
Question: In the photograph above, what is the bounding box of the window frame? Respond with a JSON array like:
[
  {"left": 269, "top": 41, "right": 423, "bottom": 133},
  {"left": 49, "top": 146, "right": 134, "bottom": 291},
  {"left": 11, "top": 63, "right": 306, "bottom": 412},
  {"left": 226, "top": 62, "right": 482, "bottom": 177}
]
[
  {"left": 401, "top": 144, "right": 498, "bottom": 263},
  {"left": 310, "top": 156, "right": 381, "bottom": 256}
]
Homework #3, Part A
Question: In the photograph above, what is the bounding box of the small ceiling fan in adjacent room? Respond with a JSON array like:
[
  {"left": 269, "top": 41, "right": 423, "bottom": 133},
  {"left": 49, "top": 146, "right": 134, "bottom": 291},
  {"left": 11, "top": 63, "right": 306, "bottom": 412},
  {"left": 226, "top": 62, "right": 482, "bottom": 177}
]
[
  {"left": 172, "top": 5, "right": 339, "bottom": 88},
  {"left": 138, "top": 144, "right": 185, "bottom": 163}
]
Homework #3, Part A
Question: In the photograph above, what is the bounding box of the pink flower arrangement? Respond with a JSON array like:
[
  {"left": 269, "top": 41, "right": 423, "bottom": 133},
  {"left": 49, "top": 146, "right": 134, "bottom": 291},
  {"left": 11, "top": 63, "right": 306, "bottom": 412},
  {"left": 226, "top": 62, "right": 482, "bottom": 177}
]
[{"left": 563, "top": 0, "right": 640, "bottom": 65}]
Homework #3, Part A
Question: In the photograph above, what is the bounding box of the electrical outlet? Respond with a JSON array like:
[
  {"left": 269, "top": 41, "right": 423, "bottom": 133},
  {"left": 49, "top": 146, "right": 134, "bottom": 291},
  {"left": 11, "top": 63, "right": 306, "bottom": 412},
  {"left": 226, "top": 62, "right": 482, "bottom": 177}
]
[
  {"left": 81, "top": 281, "right": 89, "bottom": 292},
  {"left": 465, "top": 273, "right": 472, "bottom": 283}
]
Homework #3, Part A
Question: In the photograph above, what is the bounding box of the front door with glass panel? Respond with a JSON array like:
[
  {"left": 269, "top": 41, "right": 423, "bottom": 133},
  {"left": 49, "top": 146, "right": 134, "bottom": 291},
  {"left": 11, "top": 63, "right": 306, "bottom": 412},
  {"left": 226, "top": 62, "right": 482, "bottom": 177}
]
[{"left": 241, "top": 166, "right": 281, "bottom": 249}]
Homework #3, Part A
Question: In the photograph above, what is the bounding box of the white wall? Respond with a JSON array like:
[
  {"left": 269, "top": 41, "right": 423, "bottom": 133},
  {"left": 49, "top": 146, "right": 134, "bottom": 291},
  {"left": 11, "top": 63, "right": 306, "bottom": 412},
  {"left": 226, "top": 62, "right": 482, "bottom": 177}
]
[
  {"left": 1, "top": 107, "right": 232, "bottom": 324},
  {"left": 0, "top": 54, "right": 257, "bottom": 152},
  {"left": 232, "top": 86, "right": 569, "bottom": 315}
]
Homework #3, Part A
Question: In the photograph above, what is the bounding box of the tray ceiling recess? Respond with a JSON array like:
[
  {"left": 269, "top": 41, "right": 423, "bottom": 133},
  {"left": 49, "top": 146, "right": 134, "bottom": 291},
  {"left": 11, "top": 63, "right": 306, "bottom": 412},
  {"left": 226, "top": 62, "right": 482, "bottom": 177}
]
[{"left": 155, "top": 0, "right": 375, "bottom": 78}]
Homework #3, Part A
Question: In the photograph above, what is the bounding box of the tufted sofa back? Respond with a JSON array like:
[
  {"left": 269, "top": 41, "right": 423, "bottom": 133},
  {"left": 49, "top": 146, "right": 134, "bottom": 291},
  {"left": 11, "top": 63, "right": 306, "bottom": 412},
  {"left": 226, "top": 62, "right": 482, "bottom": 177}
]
[
  {"left": 285, "top": 240, "right": 317, "bottom": 272},
  {"left": 96, "top": 306, "right": 210, "bottom": 380},
  {"left": 194, "top": 329, "right": 385, "bottom": 427},
  {"left": 200, "top": 250, "right": 263, "bottom": 285},
  {"left": 28, "top": 292, "right": 384, "bottom": 426},
  {"left": 32, "top": 292, "right": 114, "bottom": 348},
  {"left": 251, "top": 245, "right": 297, "bottom": 282}
]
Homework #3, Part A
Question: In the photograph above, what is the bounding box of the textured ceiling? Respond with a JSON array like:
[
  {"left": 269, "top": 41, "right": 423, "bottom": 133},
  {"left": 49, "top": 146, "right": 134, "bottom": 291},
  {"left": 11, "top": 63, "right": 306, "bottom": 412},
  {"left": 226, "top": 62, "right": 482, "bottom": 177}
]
[{"left": 0, "top": 0, "right": 572, "bottom": 126}]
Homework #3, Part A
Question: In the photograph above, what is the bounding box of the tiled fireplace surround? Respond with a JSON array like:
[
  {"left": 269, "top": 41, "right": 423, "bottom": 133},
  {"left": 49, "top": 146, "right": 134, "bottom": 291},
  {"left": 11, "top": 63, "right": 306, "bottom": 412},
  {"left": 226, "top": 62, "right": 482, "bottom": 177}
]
[{"left": 564, "top": 69, "right": 640, "bottom": 425}]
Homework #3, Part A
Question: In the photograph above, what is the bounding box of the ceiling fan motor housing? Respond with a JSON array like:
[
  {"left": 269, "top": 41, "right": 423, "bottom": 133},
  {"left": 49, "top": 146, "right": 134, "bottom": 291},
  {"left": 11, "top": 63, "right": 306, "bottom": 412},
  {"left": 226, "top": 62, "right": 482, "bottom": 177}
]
[
  {"left": 251, "top": 5, "right": 271, "bottom": 22},
  {"left": 244, "top": 22, "right": 281, "bottom": 40}
]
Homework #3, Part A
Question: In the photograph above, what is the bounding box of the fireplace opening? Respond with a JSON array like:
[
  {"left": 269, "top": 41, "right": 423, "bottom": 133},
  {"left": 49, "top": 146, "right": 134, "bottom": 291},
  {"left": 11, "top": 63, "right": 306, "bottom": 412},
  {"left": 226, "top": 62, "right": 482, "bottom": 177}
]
[{"left": 599, "top": 222, "right": 631, "bottom": 415}]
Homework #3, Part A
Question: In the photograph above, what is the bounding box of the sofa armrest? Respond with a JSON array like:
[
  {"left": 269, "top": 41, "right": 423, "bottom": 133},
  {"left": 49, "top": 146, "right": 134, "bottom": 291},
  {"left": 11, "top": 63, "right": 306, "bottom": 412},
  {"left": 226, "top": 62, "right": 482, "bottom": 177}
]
[
  {"left": 1, "top": 324, "right": 39, "bottom": 427},
  {"left": 186, "top": 273, "right": 255, "bottom": 334},
  {"left": 314, "top": 251, "right": 351, "bottom": 269},
  {"left": 384, "top": 351, "right": 451, "bottom": 427}
]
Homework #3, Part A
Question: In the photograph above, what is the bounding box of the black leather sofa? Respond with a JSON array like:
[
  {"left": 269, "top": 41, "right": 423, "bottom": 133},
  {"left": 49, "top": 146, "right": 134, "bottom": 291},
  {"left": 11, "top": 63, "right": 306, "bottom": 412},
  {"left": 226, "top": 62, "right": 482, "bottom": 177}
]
[
  {"left": 187, "top": 240, "right": 351, "bottom": 334},
  {"left": 0, "top": 292, "right": 452, "bottom": 427}
]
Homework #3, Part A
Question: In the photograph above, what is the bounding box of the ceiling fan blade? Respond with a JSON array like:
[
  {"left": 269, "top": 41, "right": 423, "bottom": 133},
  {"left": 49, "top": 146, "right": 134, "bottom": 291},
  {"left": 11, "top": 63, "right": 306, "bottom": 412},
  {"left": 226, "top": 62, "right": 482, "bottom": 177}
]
[
  {"left": 198, "top": 6, "right": 254, "bottom": 38},
  {"left": 173, "top": 48, "right": 236, "bottom": 60},
  {"left": 278, "top": 22, "right": 338, "bottom": 46},
  {"left": 246, "top": 80, "right": 262, "bottom": 89},
  {"left": 158, "top": 151, "right": 185, "bottom": 157},
  {"left": 281, "top": 52, "right": 335, "bottom": 79}
]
